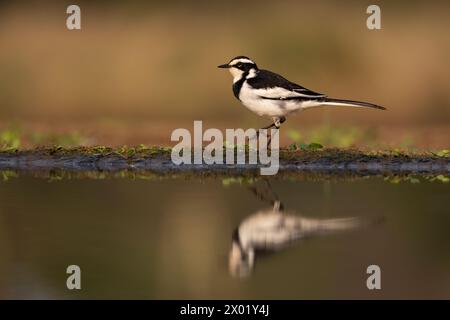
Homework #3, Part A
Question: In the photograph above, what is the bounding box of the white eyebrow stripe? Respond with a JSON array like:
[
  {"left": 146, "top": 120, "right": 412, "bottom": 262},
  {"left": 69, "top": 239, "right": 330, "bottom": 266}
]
[{"left": 230, "top": 58, "right": 255, "bottom": 65}]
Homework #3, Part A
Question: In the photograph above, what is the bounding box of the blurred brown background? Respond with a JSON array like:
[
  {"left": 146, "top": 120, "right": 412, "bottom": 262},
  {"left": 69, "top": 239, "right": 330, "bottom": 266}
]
[{"left": 0, "top": 0, "right": 449, "bottom": 149}]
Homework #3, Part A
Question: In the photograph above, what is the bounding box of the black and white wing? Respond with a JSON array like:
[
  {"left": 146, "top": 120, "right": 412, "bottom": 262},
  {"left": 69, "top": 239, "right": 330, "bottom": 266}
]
[{"left": 247, "top": 69, "right": 326, "bottom": 100}]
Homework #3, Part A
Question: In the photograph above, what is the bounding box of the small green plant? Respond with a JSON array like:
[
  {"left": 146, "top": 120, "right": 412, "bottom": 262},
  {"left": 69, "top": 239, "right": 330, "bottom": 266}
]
[
  {"left": 0, "top": 129, "right": 21, "bottom": 151},
  {"left": 430, "top": 175, "right": 450, "bottom": 183},
  {"left": 92, "top": 146, "right": 112, "bottom": 153},
  {"left": 1, "top": 170, "right": 18, "bottom": 181},
  {"left": 115, "top": 145, "right": 130, "bottom": 157},
  {"left": 137, "top": 144, "right": 150, "bottom": 151},
  {"left": 383, "top": 174, "right": 450, "bottom": 184},
  {"left": 304, "top": 142, "right": 323, "bottom": 150},
  {"left": 435, "top": 149, "right": 449, "bottom": 158},
  {"left": 222, "top": 177, "right": 255, "bottom": 186},
  {"left": 289, "top": 142, "right": 323, "bottom": 151}
]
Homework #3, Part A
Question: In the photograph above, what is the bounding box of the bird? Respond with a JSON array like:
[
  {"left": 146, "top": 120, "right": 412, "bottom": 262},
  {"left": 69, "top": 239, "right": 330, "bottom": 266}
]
[
  {"left": 228, "top": 181, "right": 382, "bottom": 278},
  {"left": 218, "top": 56, "right": 385, "bottom": 132},
  {"left": 229, "top": 204, "right": 365, "bottom": 278}
]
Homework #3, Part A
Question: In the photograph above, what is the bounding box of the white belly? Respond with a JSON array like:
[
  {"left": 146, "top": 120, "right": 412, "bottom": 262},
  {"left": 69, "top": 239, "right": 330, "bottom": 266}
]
[{"left": 238, "top": 82, "right": 312, "bottom": 118}]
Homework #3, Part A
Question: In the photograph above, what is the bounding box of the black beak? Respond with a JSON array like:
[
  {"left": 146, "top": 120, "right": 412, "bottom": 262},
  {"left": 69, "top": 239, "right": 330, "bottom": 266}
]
[{"left": 218, "top": 63, "right": 230, "bottom": 68}]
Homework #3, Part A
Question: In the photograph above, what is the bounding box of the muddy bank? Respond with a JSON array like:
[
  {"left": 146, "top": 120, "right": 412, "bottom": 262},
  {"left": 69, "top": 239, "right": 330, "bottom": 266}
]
[{"left": 0, "top": 147, "right": 448, "bottom": 177}]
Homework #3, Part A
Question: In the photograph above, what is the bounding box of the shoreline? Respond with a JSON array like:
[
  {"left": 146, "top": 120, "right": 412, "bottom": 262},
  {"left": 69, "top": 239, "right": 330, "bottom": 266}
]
[{"left": 0, "top": 147, "right": 448, "bottom": 177}]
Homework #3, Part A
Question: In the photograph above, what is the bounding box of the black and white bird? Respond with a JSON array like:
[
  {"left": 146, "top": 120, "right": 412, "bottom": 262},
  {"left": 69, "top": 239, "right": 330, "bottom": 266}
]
[
  {"left": 229, "top": 203, "right": 365, "bottom": 278},
  {"left": 218, "top": 56, "right": 385, "bottom": 131},
  {"left": 228, "top": 181, "right": 382, "bottom": 278}
]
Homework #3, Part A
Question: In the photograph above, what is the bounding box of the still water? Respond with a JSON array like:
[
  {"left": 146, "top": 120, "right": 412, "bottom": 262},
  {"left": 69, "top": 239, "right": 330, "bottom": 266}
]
[{"left": 0, "top": 175, "right": 449, "bottom": 299}]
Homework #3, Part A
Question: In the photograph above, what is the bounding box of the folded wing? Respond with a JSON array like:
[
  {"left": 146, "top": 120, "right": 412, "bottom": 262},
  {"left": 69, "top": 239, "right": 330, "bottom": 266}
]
[{"left": 247, "top": 69, "right": 326, "bottom": 100}]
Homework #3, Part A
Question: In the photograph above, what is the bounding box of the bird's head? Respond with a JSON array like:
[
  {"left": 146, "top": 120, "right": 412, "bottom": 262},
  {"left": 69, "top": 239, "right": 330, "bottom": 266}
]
[{"left": 218, "top": 56, "right": 258, "bottom": 82}]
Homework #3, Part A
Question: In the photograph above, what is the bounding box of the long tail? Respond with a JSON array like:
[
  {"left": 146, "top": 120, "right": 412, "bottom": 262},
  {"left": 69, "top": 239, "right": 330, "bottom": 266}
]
[
  {"left": 315, "top": 97, "right": 386, "bottom": 110},
  {"left": 290, "top": 215, "right": 384, "bottom": 239},
  {"left": 298, "top": 217, "right": 364, "bottom": 236}
]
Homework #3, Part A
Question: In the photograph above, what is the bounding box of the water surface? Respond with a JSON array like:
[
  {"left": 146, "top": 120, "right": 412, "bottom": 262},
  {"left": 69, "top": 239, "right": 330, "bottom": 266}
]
[{"left": 0, "top": 175, "right": 449, "bottom": 299}]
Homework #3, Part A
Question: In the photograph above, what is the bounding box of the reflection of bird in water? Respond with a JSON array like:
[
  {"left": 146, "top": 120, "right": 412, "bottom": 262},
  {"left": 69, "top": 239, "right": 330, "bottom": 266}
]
[{"left": 229, "top": 181, "right": 382, "bottom": 278}]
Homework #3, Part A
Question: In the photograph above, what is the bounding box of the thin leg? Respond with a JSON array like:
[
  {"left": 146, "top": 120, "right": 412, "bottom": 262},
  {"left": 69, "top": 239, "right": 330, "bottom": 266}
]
[
  {"left": 267, "top": 130, "right": 272, "bottom": 148},
  {"left": 257, "top": 116, "right": 285, "bottom": 136},
  {"left": 256, "top": 122, "right": 276, "bottom": 139},
  {"left": 266, "top": 117, "right": 286, "bottom": 148},
  {"left": 254, "top": 117, "right": 286, "bottom": 147},
  {"left": 262, "top": 122, "right": 277, "bottom": 130},
  {"left": 253, "top": 122, "right": 276, "bottom": 142},
  {"left": 248, "top": 179, "right": 284, "bottom": 212}
]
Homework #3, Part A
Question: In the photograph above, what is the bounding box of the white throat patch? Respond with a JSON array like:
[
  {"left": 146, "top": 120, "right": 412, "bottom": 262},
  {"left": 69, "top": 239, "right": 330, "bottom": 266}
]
[{"left": 229, "top": 68, "right": 244, "bottom": 83}]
